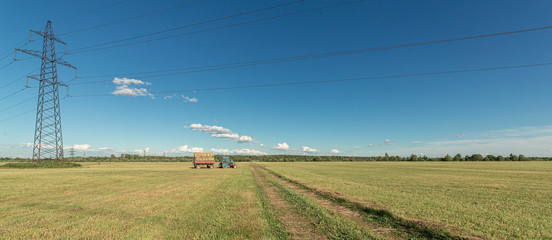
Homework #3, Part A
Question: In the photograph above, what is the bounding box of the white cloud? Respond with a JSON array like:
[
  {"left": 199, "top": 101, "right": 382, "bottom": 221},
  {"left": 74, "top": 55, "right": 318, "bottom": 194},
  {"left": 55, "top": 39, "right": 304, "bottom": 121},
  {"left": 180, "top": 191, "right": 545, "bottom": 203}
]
[
  {"left": 112, "top": 77, "right": 150, "bottom": 86},
  {"left": 273, "top": 142, "right": 290, "bottom": 151},
  {"left": 411, "top": 141, "right": 422, "bottom": 144},
  {"left": 211, "top": 133, "right": 239, "bottom": 139},
  {"left": 182, "top": 96, "right": 198, "bottom": 103},
  {"left": 188, "top": 124, "right": 232, "bottom": 134},
  {"left": 350, "top": 146, "right": 361, "bottom": 149},
  {"left": 70, "top": 144, "right": 92, "bottom": 151},
  {"left": 210, "top": 148, "right": 230, "bottom": 154},
  {"left": 210, "top": 148, "right": 266, "bottom": 155},
  {"left": 164, "top": 95, "right": 173, "bottom": 100},
  {"left": 302, "top": 146, "right": 318, "bottom": 153},
  {"left": 330, "top": 149, "right": 341, "bottom": 154},
  {"left": 368, "top": 144, "right": 373, "bottom": 148},
  {"left": 383, "top": 139, "right": 394, "bottom": 145},
  {"left": 187, "top": 123, "right": 254, "bottom": 143},
  {"left": 456, "top": 134, "right": 466, "bottom": 138},
  {"left": 237, "top": 135, "right": 254, "bottom": 143},
  {"left": 171, "top": 145, "right": 203, "bottom": 153},
  {"left": 112, "top": 77, "right": 153, "bottom": 98}
]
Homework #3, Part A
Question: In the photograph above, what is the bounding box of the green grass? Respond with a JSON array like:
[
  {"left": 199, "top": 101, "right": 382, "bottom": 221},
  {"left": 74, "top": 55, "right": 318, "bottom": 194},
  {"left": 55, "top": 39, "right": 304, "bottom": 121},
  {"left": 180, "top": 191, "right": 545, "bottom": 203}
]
[
  {"left": 0, "top": 161, "right": 82, "bottom": 168},
  {"left": 0, "top": 162, "right": 265, "bottom": 239},
  {"left": 257, "top": 161, "right": 552, "bottom": 239},
  {"left": 257, "top": 168, "right": 377, "bottom": 240}
]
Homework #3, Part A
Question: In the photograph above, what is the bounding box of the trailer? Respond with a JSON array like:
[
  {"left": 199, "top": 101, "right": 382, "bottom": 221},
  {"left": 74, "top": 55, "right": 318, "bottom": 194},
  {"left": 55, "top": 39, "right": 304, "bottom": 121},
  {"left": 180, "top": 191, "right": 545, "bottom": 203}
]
[
  {"left": 219, "top": 156, "right": 237, "bottom": 168},
  {"left": 193, "top": 152, "right": 215, "bottom": 169}
]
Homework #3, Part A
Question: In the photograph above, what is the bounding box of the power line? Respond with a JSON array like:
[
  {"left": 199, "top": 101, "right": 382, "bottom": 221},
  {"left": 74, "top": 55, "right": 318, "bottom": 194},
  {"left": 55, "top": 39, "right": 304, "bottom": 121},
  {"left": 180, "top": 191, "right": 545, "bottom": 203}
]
[
  {"left": 67, "top": 0, "right": 310, "bottom": 53},
  {"left": 69, "top": 62, "right": 552, "bottom": 97},
  {"left": 0, "top": 40, "right": 34, "bottom": 63},
  {"left": 68, "top": 0, "right": 366, "bottom": 55},
  {"left": 0, "top": 61, "right": 15, "bottom": 72},
  {"left": 58, "top": 0, "right": 205, "bottom": 36},
  {"left": 0, "top": 96, "right": 35, "bottom": 113},
  {"left": 0, "top": 97, "right": 67, "bottom": 124},
  {"left": 54, "top": 0, "right": 130, "bottom": 23},
  {"left": 0, "top": 68, "right": 40, "bottom": 91},
  {"left": 0, "top": 108, "right": 34, "bottom": 123},
  {"left": 0, "top": 39, "right": 27, "bottom": 62},
  {"left": 0, "top": 88, "right": 26, "bottom": 103},
  {"left": 72, "top": 24, "right": 552, "bottom": 85}
]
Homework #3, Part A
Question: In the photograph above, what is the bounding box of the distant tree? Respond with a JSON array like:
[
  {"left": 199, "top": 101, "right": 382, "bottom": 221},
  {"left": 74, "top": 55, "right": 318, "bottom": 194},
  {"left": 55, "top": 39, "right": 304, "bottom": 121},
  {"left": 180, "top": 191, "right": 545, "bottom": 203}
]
[
  {"left": 470, "top": 154, "right": 484, "bottom": 161},
  {"left": 509, "top": 153, "right": 519, "bottom": 161},
  {"left": 453, "top": 154, "right": 463, "bottom": 161},
  {"left": 443, "top": 154, "right": 452, "bottom": 161},
  {"left": 485, "top": 154, "right": 496, "bottom": 161},
  {"left": 519, "top": 154, "right": 527, "bottom": 161},
  {"left": 384, "top": 153, "right": 390, "bottom": 161},
  {"left": 496, "top": 155, "right": 505, "bottom": 161},
  {"left": 409, "top": 154, "right": 418, "bottom": 161}
]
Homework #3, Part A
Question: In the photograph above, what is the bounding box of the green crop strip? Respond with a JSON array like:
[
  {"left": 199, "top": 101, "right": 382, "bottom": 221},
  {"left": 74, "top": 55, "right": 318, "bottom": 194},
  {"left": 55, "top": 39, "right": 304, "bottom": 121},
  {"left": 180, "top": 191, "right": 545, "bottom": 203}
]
[
  {"left": 257, "top": 167, "right": 379, "bottom": 240},
  {"left": 261, "top": 166, "right": 466, "bottom": 240}
]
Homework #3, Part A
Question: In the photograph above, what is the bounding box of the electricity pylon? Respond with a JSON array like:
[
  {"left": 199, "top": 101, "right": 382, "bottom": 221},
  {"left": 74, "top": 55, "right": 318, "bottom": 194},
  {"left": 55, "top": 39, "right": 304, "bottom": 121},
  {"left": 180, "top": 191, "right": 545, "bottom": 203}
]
[{"left": 15, "top": 21, "right": 76, "bottom": 161}]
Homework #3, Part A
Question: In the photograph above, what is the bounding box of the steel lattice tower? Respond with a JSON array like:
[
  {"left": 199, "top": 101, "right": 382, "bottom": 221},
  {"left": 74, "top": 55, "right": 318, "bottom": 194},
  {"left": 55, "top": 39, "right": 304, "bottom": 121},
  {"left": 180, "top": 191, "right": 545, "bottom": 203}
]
[{"left": 15, "top": 21, "right": 76, "bottom": 161}]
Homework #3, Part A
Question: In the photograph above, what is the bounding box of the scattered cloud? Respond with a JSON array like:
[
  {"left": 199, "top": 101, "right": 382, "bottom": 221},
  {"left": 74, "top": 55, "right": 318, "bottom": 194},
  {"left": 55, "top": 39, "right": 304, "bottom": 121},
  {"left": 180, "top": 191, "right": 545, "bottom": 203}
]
[
  {"left": 70, "top": 144, "right": 92, "bottom": 151},
  {"left": 383, "top": 139, "right": 394, "bottom": 146},
  {"left": 411, "top": 141, "right": 422, "bottom": 144},
  {"left": 163, "top": 94, "right": 198, "bottom": 103},
  {"left": 212, "top": 133, "right": 240, "bottom": 139},
  {"left": 302, "top": 146, "right": 318, "bottom": 153},
  {"left": 188, "top": 123, "right": 232, "bottom": 134},
  {"left": 182, "top": 95, "right": 198, "bottom": 103},
  {"left": 330, "top": 149, "right": 341, "bottom": 154},
  {"left": 273, "top": 142, "right": 290, "bottom": 151},
  {"left": 112, "top": 77, "right": 153, "bottom": 98},
  {"left": 170, "top": 145, "right": 203, "bottom": 153},
  {"left": 187, "top": 123, "right": 254, "bottom": 143},
  {"left": 368, "top": 144, "right": 373, "bottom": 148},
  {"left": 456, "top": 134, "right": 466, "bottom": 138},
  {"left": 350, "top": 146, "right": 361, "bottom": 149},
  {"left": 210, "top": 148, "right": 266, "bottom": 155},
  {"left": 112, "top": 78, "right": 150, "bottom": 86},
  {"left": 237, "top": 135, "right": 254, "bottom": 143}
]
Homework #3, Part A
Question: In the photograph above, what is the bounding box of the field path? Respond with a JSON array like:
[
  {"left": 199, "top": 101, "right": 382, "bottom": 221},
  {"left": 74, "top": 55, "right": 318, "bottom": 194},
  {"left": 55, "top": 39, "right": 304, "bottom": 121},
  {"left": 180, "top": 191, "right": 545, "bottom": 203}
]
[
  {"left": 251, "top": 165, "right": 326, "bottom": 239},
  {"left": 256, "top": 165, "right": 402, "bottom": 240}
]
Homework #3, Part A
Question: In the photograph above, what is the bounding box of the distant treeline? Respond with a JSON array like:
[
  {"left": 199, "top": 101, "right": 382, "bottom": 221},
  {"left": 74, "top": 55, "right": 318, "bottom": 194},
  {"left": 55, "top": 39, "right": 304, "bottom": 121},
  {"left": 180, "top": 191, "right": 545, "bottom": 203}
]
[{"left": 1, "top": 153, "right": 552, "bottom": 162}]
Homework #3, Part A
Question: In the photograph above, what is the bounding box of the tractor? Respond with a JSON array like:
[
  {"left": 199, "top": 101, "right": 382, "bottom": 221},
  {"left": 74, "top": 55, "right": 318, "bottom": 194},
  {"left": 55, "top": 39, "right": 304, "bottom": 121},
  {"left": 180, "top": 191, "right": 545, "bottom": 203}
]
[{"left": 219, "top": 156, "right": 237, "bottom": 168}]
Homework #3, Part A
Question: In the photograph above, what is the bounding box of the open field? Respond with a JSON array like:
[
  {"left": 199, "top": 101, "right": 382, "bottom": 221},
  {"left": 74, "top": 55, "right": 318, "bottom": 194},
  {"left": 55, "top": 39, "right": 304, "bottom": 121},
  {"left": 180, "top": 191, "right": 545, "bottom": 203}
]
[
  {"left": 1, "top": 161, "right": 551, "bottom": 239},
  {"left": 258, "top": 161, "right": 552, "bottom": 239}
]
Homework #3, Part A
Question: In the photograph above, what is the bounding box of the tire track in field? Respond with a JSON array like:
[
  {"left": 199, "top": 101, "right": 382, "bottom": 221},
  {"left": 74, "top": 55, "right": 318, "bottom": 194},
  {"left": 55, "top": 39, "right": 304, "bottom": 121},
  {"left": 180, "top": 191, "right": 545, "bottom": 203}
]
[
  {"left": 258, "top": 165, "right": 484, "bottom": 240},
  {"left": 256, "top": 165, "right": 402, "bottom": 240},
  {"left": 250, "top": 166, "right": 326, "bottom": 240}
]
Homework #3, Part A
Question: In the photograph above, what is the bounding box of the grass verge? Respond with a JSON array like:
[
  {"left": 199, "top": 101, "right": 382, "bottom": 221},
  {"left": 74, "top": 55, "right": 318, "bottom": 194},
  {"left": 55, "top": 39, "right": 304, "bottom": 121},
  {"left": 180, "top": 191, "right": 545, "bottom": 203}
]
[{"left": 0, "top": 161, "right": 82, "bottom": 168}]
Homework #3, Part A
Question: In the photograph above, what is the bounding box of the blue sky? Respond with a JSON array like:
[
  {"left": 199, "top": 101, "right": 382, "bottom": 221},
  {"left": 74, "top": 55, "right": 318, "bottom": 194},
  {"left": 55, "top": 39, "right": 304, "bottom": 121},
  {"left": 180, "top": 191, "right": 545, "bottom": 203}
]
[{"left": 1, "top": 0, "right": 552, "bottom": 157}]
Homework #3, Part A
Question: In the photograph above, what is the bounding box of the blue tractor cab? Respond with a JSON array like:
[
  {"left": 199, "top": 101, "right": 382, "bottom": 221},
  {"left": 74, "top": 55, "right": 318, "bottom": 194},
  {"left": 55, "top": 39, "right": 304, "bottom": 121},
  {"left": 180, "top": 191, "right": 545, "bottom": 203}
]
[{"left": 219, "top": 156, "right": 237, "bottom": 168}]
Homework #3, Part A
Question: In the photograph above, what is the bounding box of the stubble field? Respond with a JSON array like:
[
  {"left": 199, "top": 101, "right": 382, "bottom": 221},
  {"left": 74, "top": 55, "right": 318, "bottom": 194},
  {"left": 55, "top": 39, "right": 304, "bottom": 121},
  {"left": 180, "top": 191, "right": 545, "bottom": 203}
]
[{"left": 0, "top": 161, "right": 550, "bottom": 239}]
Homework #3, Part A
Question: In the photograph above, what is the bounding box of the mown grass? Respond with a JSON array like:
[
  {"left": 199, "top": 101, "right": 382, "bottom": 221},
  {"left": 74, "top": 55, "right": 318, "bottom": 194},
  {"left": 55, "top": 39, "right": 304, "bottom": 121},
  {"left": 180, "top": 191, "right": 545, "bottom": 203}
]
[
  {"left": 0, "top": 162, "right": 265, "bottom": 239},
  {"left": 0, "top": 161, "right": 81, "bottom": 168},
  {"left": 257, "top": 161, "right": 552, "bottom": 239},
  {"left": 262, "top": 166, "right": 462, "bottom": 240},
  {"left": 257, "top": 167, "right": 378, "bottom": 240}
]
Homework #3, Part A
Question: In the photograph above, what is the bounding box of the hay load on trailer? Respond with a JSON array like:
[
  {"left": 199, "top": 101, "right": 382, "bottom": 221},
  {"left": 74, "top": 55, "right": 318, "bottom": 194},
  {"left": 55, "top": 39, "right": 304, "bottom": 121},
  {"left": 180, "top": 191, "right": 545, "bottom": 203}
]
[{"left": 193, "top": 152, "right": 215, "bottom": 169}]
